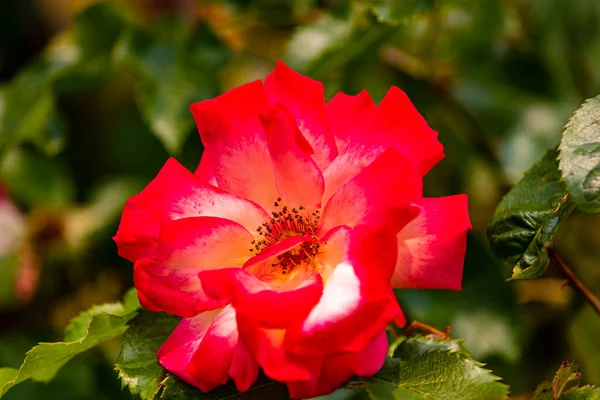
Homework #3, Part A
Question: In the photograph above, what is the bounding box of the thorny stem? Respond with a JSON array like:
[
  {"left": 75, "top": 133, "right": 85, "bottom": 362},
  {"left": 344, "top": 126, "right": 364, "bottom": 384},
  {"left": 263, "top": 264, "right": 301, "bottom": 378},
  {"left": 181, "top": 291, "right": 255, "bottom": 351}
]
[{"left": 549, "top": 247, "right": 600, "bottom": 317}]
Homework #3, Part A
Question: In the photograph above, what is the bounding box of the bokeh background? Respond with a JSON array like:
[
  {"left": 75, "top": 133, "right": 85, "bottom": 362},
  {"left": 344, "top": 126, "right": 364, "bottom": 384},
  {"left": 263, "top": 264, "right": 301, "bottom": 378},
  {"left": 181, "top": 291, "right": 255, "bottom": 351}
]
[{"left": 1, "top": 0, "right": 600, "bottom": 399}]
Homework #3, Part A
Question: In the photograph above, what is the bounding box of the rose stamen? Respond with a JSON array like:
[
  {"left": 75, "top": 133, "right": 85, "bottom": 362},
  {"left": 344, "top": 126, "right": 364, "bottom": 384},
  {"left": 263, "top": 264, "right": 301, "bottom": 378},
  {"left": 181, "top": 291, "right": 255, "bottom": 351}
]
[{"left": 251, "top": 198, "right": 322, "bottom": 274}]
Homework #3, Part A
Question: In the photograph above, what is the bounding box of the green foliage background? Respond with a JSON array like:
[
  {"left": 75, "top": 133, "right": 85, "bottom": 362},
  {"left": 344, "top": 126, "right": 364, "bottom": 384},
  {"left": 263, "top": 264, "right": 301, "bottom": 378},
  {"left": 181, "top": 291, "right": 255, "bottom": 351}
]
[{"left": 1, "top": 0, "right": 600, "bottom": 398}]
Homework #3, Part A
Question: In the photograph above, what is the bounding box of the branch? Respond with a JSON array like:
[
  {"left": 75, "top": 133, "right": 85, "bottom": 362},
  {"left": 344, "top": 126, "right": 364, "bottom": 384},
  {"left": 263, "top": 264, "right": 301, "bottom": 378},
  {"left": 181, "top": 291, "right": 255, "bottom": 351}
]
[{"left": 549, "top": 247, "right": 600, "bottom": 316}]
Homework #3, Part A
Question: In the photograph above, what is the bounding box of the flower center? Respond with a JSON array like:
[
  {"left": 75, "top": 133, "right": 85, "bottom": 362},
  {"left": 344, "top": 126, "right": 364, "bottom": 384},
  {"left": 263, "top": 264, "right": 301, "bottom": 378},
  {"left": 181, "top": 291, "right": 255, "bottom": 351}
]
[{"left": 250, "top": 197, "right": 322, "bottom": 275}]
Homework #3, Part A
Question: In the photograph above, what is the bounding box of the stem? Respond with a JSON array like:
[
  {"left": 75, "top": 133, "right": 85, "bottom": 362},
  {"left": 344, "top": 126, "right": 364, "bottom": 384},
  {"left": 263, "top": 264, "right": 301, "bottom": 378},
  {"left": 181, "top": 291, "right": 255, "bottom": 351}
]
[
  {"left": 550, "top": 248, "right": 600, "bottom": 316},
  {"left": 404, "top": 321, "right": 451, "bottom": 339}
]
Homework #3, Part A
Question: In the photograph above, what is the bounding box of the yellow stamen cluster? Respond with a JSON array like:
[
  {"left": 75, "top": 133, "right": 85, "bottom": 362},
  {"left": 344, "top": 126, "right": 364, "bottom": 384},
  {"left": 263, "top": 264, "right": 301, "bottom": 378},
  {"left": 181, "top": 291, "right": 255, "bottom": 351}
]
[{"left": 249, "top": 197, "right": 322, "bottom": 275}]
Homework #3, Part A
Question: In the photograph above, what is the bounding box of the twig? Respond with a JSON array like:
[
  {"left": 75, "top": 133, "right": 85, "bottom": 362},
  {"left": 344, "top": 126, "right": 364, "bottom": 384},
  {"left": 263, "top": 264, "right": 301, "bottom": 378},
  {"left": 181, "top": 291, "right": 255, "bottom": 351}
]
[
  {"left": 549, "top": 247, "right": 600, "bottom": 316},
  {"left": 403, "top": 321, "right": 451, "bottom": 339}
]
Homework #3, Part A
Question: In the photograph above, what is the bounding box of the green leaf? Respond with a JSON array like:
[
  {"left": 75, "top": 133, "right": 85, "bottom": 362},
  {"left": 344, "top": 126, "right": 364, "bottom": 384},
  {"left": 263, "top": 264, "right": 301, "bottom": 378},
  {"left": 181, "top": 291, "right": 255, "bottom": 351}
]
[
  {"left": 64, "top": 287, "right": 140, "bottom": 341},
  {"left": 366, "top": 336, "right": 508, "bottom": 400},
  {"left": 114, "top": 19, "right": 230, "bottom": 154},
  {"left": 368, "top": 0, "right": 434, "bottom": 25},
  {"left": 116, "top": 310, "right": 179, "bottom": 400},
  {"left": 561, "top": 386, "right": 600, "bottom": 399},
  {"left": 0, "top": 289, "right": 139, "bottom": 397},
  {"left": 0, "top": 66, "right": 65, "bottom": 157},
  {"left": 559, "top": 95, "right": 600, "bottom": 213},
  {"left": 532, "top": 382, "right": 553, "bottom": 400},
  {"left": 487, "top": 148, "right": 575, "bottom": 279},
  {"left": 160, "top": 373, "right": 290, "bottom": 400}
]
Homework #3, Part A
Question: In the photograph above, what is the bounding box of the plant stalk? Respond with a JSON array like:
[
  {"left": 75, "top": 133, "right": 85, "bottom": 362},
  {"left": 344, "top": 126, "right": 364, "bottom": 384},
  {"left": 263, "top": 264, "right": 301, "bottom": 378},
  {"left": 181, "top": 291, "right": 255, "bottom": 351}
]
[{"left": 550, "top": 248, "right": 600, "bottom": 316}]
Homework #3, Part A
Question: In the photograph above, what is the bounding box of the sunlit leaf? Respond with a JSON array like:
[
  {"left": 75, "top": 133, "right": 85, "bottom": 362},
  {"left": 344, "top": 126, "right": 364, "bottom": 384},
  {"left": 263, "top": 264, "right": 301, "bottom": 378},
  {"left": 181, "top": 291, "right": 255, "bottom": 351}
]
[
  {"left": 0, "top": 289, "right": 139, "bottom": 397},
  {"left": 559, "top": 95, "right": 600, "bottom": 213},
  {"left": 366, "top": 336, "right": 508, "bottom": 400}
]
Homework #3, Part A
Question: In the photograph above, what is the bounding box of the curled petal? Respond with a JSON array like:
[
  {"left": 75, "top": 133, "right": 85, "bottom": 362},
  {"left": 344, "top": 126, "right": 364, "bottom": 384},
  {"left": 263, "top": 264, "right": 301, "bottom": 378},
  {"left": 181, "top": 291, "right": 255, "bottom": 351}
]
[
  {"left": 264, "top": 61, "right": 338, "bottom": 170},
  {"left": 158, "top": 306, "right": 259, "bottom": 393},
  {"left": 260, "top": 104, "right": 325, "bottom": 211},
  {"left": 243, "top": 235, "right": 311, "bottom": 279},
  {"left": 113, "top": 158, "right": 268, "bottom": 262},
  {"left": 190, "top": 80, "right": 279, "bottom": 211},
  {"left": 392, "top": 195, "right": 471, "bottom": 290}
]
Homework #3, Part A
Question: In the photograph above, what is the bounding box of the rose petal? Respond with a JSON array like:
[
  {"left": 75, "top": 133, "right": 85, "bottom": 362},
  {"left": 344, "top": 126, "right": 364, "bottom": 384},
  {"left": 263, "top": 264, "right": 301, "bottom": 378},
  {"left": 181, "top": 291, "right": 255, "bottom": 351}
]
[
  {"left": 190, "top": 80, "right": 279, "bottom": 211},
  {"left": 157, "top": 309, "right": 223, "bottom": 392},
  {"left": 286, "top": 331, "right": 388, "bottom": 399},
  {"left": 113, "top": 158, "right": 269, "bottom": 262},
  {"left": 194, "top": 153, "right": 217, "bottom": 186},
  {"left": 286, "top": 225, "right": 401, "bottom": 356},
  {"left": 186, "top": 306, "right": 258, "bottom": 391},
  {"left": 322, "top": 142, "right": 386, "bottom": 206},
  {"left": 242, "top": 235, "right": 311, "bottom": 280},
  {"left": 325, "top": 90, "right": 376, "bottom": 153},
  {"left": 320, "top": 147, "right": 422, "bottom": 234},
  {"left": 261, "top": 104, "right": 325, "bottom": 211},
  {"left": 133, "top": 217, "right": 254, "bottom": 317},
  {"left": 264, "top": 61, "right": 338, "bottom": 170},
  {"left": 357, "top": 86, "right": 444, "bottom": 175},
  {"left": 200, "top": 267, "right": 323, "bottom": 328},
  {"left": 392, "top": 195, "right": 471, "bottom": 290}
]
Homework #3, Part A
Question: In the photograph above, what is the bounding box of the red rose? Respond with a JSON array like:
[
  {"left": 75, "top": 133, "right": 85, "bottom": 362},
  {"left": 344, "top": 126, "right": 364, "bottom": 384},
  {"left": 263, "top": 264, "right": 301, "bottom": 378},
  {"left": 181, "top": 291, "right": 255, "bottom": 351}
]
[{"left": 114, "top": 61, "right": 471, "bottom": 398}]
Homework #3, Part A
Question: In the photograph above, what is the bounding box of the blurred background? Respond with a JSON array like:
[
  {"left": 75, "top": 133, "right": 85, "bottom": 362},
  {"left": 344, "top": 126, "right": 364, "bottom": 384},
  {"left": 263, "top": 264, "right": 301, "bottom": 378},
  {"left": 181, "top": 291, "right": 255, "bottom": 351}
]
[{"left": 1, "top": 0, "right": 600, "bottom": 399}]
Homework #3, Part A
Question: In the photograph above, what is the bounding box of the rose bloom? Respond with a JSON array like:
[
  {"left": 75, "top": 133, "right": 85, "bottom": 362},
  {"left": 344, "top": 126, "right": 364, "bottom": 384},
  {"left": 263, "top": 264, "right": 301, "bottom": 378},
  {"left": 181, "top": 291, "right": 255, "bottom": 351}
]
[{"left": 114, "top": 62, "right": 470, "bottom": 398}]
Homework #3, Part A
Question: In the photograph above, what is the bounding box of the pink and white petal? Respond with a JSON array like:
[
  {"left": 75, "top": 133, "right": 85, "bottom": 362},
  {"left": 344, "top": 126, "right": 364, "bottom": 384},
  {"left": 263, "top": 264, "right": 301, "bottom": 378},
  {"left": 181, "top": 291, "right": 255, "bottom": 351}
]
[
  {"left": 114, "top": 158, "right": 270, "bottom": 263},
  {"left": 156, "top": 216, "right": 254, "bottom": 268},
  {"left": 322, "top": 142, "right": 386, "bottom": 206},
  {"left": 186, "top": 306, "right": 258, "bottom": 391},
  {"left": 363, "top": 86, "right": 444, "bottom": 176},
  {"left": 264, "top": 61, "right": 338, "bottom": 170},
  {"left": 286, "top": 225, "right": 402, "bottom": 356},
  {"left": 194, "top": 153, "right": 217, "bottom": 186},
  {"left": 320, "top": 147, "right": 422, "bottom": 234},
  {"left": 392, "top": 195, "right": 471, "bottom": 290},
  {"left": 286, "top": 331, "right": 388, "bottom": 399},
  {"left": 133, "top": 217, "right": 254, "bottom": 317},
  {"left": 190, "top": 80, "right": 279, "bottom": 211},
  {"left": 325, "top": 90, "right": 376, "bottom": 153},
  {"left": 261, "top": 104, "right": 325, "bottom": 210},
  {"left": 157, "top": 309, "right": 223, "bottom": 392}
]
